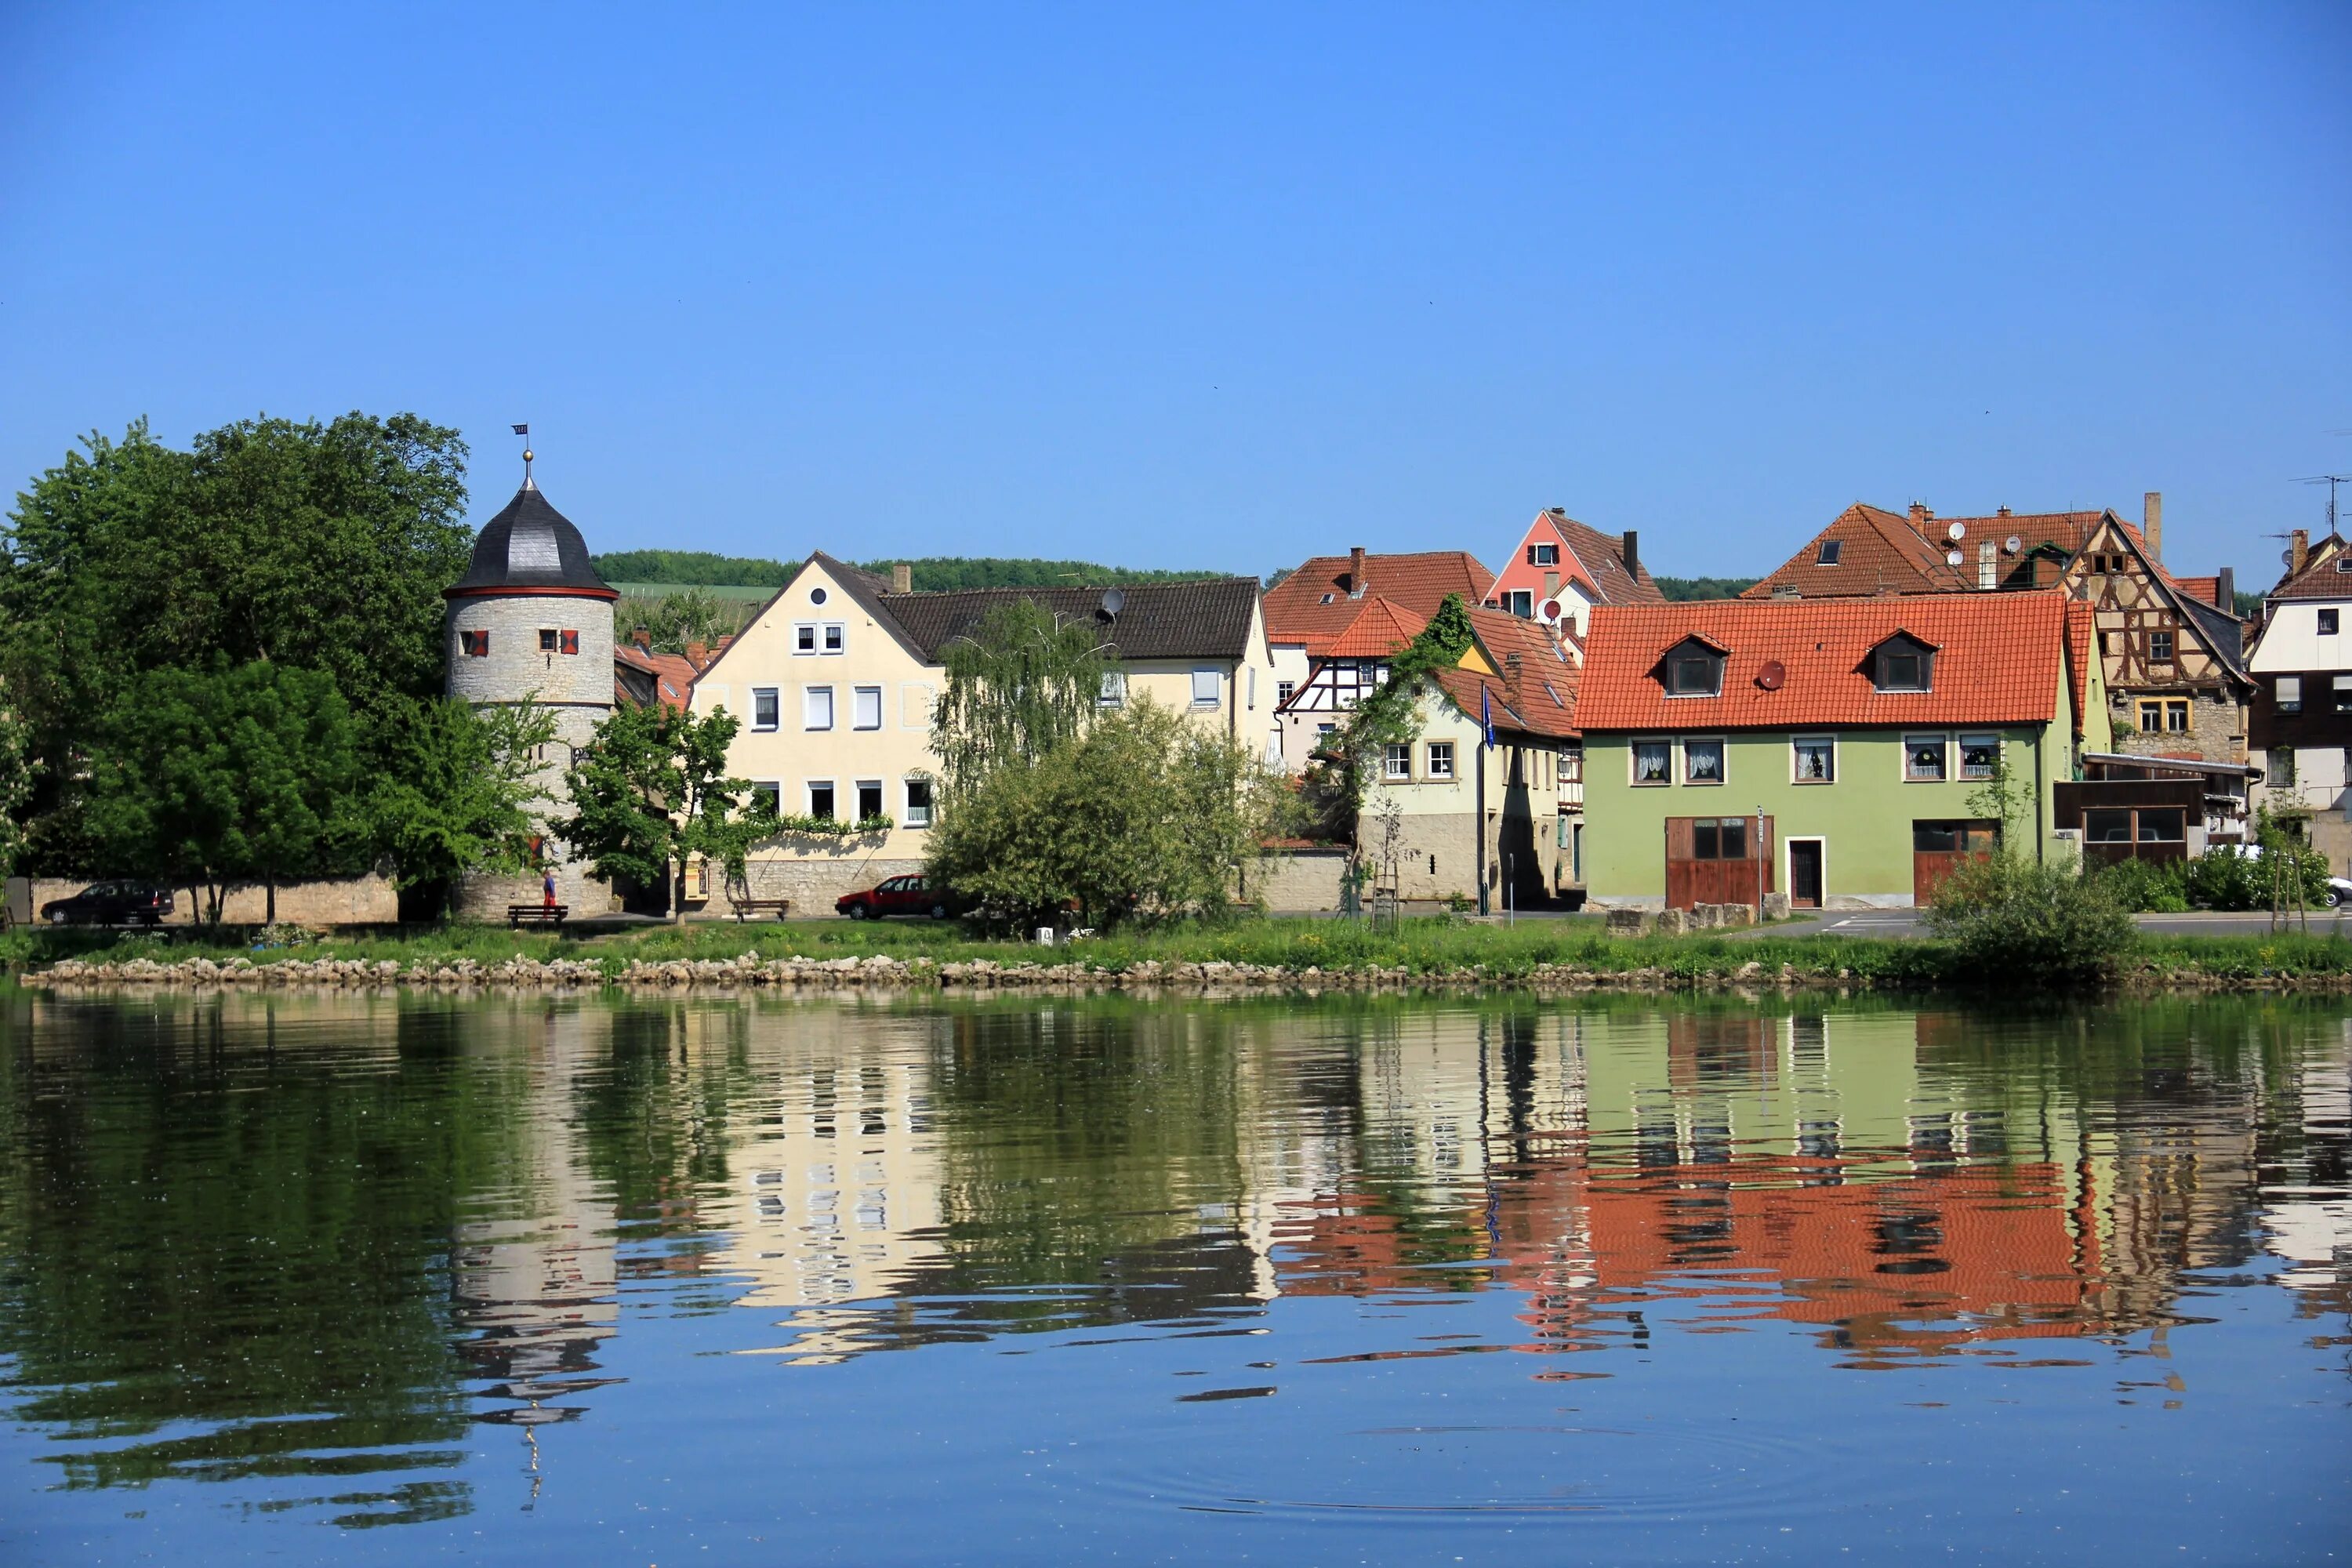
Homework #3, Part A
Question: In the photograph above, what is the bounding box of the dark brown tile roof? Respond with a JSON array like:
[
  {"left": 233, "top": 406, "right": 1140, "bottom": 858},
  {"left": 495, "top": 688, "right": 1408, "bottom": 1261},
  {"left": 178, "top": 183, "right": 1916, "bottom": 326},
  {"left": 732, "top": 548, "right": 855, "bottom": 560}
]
[
  {"left": 875, "top": 579, "right": 1263, "bottom": 662},
  {"left": 2267, "top": 539, "right": 2352, "bottom": 601},
  {"left": 1264, "top": 550, "right": 1495, "bottom": 652}
]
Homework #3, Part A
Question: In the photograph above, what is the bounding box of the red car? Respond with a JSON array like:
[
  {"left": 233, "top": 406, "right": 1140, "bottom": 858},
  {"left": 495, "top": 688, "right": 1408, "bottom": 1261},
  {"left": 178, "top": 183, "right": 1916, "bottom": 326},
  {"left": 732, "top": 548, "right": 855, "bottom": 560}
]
[{"left": 836, "top": 875, "right": 957, "bottom": 920}]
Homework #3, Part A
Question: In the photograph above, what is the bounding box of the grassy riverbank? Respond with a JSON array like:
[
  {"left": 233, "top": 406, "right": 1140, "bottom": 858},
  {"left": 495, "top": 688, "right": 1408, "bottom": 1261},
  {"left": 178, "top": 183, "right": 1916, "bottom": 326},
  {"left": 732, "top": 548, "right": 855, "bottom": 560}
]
[{"left": 13, "top": 915, "right": 2352, "bottom": 989}]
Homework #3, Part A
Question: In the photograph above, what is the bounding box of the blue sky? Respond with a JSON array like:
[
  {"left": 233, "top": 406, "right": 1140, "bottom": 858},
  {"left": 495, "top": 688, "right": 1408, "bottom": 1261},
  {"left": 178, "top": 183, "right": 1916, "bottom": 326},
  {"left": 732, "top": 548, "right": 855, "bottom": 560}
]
[{"left": 3, "top": 4, "right": 2347, "bottom": 585}]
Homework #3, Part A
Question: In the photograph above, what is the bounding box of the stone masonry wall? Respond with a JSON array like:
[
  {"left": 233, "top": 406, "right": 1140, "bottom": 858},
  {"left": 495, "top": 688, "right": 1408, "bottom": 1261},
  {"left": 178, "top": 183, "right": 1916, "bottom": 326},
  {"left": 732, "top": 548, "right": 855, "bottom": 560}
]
[
  {"left": 13, "top": 873, "right": 398, "bottom": 927},
  {"left": 2110, "top": 688, "right": 2246, "bottom": 763}
]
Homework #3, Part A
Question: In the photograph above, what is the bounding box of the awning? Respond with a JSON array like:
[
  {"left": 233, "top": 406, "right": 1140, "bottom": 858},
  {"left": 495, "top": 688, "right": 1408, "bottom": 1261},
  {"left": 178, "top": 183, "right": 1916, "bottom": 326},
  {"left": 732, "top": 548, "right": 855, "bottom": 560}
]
[{"left": 2082, "top": 751, "right": 2261, "bottom": 779}]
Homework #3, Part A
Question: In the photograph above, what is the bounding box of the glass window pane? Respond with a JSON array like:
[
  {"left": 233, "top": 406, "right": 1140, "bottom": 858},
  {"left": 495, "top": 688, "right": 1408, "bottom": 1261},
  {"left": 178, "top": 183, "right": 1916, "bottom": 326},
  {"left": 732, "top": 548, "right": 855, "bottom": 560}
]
[
  {"left": 1192, "top": 668, "right": 1220, "bottom": 706},
  {"left": 1635, "top": 742, "right": 1671, "bottom": 782},
  {"left": 2083, "top": 809, "right": 2132, "bottom": 843},
  {"left": 1685, "top": 740, "right": 1723, "bottom": 782},
  {"left": 1719, "top": 819, "right": 1746, "bottom": 860},
  {"left": 804, "top": 686, "right": 833, "bottom": 729},
  {"left": 1905, "top": 736, "right": 1946, "bottom": 779},
  {"left": 823, "top": 624, "right": 844, "bottom": 653},
  {"left": 1913, "top": 822, "right": 1958, "bottom": 851},
  {"left": 1794, "top": 738, "right": 1834, "bottom": 782},
  {"left": 2138, "top": 810, "right": 2184, "bottom": 842},
  {"left": 1693, "top": 821, "right": 1720, "bottom": 858},
  {"left": 753, "top": 689, "right": 779, "bottom": 728},
  {"left": 1959, "top": 735, "right": 1998, "bottom": 778}
]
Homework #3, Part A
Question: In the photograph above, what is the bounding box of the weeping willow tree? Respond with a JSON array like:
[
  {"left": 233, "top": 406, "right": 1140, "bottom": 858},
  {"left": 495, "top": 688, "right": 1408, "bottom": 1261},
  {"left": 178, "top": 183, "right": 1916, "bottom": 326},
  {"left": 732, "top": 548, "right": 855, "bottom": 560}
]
[{"left": 930, "top": 600, "right": 1109, "bottom": 798}]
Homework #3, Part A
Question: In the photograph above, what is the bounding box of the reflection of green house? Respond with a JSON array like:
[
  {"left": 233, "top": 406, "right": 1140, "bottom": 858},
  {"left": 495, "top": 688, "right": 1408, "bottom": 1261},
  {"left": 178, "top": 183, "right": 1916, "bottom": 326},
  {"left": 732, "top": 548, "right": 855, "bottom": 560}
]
[{"left": 1577, "top": 591, "right": 2104, "bottom": 910}]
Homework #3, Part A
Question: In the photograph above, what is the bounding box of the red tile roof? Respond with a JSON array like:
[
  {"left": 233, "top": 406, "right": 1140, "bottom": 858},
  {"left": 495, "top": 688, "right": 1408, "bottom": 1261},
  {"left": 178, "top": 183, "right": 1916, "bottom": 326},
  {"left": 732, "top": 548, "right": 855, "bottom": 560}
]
[
  {"left": 2267, "top": 539, "right": 2352, "bottom": 601},
  {"left": 2169, "top": 575, "right": 2220, "bottom": 608},
  {"left": 1555, "top": 516, "right": 1665, "bottom": 604},
  {"left": 1432, "top": 609, "right": 1580, "bottom": 738},
  {"left": 1747, "top": 504, "right": 2114, "bottom": 600},
  {"left": 1579, "top": 592, "right": 2068, "bottom": 731},
  {"left": 1264, "top": 550, "right": 1494, "bottom": 652},
  {"left": 615, "top": 642, "right": 698, "bottom": 712},
  {"left": 1323, "top": 597, "right": 1428, "bottom": 659}
]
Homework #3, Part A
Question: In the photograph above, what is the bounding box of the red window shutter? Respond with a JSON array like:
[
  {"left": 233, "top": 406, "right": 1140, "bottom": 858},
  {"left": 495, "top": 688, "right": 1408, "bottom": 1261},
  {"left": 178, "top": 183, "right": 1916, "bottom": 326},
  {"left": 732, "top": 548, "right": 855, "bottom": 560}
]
[
  {"left": 462, "top": 630, "right": 489, "bottom": 657},
  {"left": 561, "top": 630, "right": 580, "bottom": 655}
]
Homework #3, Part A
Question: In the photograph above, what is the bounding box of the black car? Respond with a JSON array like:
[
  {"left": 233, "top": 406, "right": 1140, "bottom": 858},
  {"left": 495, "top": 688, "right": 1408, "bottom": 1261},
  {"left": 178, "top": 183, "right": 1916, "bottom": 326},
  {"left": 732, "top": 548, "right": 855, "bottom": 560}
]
[{"left": 41, "top": 881, "right": 173, "bottom": 927}]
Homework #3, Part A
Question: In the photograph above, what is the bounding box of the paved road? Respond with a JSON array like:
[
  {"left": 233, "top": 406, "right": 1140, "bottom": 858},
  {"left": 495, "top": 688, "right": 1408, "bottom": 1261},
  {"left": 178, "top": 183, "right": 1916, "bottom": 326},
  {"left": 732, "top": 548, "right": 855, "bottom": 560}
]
[{"left": 1740, "top": 908, "right": 2352, "bottom": 941}]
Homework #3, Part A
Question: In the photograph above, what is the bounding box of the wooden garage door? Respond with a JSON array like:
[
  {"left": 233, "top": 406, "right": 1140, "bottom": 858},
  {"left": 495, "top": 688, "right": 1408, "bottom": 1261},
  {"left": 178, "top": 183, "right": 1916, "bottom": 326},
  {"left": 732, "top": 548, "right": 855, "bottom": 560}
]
[
  {"left": 1912, "top": 820, "right": 1999, "bottom": 906},
  {"left": 1665, "top": 816, "right": 1774, "bottom": 910}
]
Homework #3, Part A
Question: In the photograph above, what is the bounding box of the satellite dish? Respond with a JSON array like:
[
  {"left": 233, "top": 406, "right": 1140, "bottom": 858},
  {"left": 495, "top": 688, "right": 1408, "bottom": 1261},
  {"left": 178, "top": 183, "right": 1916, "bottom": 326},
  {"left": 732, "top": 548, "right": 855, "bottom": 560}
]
[
  {"left": 1946, "top": 521, "right": 1966, "bottom": 542},
  {"left": 2004, "top": 534, "right": 2023, "bottom": 554},
  {"left": 2284, "top": 549, "right": 2297, "bottom": 565},
  {"left": 1946, "top": 549, "right": 1964, "bottom": 566},
  {"left": 1539, "top": 599, "right": 1563, "bottom": 622},
  {"left": 1756, "top": 660, "right": 1787, "bottom": 691},
  {"left": 1098, "top": 588, "right": 1125, "bottom": 621}
]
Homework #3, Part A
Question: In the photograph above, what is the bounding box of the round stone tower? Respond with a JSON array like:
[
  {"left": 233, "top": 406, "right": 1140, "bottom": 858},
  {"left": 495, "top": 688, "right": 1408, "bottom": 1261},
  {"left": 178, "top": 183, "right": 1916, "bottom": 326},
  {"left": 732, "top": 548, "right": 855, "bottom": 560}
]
[{"left": 444, "top": 470, "right": 618, "bottom": 917}]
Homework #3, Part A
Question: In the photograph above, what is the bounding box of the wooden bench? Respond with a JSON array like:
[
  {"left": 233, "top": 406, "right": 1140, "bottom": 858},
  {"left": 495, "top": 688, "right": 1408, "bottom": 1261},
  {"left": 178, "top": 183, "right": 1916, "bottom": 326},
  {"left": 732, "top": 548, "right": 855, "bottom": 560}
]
[
  {"left": 508, "top": 904, "right": 568, "bottom": 929},
  {"left": 727, "top": 895, "right": 791, "bottom": 922}
]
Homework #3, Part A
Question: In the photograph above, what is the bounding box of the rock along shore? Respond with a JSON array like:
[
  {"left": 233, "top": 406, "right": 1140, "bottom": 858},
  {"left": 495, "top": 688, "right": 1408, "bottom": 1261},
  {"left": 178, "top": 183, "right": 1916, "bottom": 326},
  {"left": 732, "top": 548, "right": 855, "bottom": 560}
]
[
  {"left": 32, "top": 951, "right": 1831, "bottom": 994},
  {"left": 25, "top": 952, "right": 2344, "bottom": 994}
]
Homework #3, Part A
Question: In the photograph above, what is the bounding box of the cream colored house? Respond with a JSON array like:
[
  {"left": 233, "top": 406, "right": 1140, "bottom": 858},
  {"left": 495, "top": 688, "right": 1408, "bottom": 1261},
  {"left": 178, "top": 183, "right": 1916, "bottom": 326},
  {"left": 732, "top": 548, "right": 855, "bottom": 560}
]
[{"left": 689, "top": 554, "right": 1277, "bottom": 911}]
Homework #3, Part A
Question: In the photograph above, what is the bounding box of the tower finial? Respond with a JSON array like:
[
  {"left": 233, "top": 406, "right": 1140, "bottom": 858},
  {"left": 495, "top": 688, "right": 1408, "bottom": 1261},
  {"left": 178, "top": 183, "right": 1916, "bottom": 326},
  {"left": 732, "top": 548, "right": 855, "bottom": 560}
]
[{"left": 512, "top": 423, "right": 533, "bottom": 488}]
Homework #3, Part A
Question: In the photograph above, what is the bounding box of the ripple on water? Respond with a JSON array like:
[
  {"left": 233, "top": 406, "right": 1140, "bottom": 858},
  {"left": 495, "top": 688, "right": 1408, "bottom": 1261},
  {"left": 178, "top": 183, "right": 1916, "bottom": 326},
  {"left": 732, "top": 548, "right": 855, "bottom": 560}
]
[{"left": 1096, "top": 1404, "right": 1853, "bottom": 1526}]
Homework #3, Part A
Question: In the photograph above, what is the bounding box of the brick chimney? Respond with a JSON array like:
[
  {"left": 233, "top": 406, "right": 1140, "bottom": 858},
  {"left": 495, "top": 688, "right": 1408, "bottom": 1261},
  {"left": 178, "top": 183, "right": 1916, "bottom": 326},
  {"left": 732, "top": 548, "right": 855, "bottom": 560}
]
[
  {"left": 632, "top": 626, "right": 651, "bottom": 651},
  {"left": 891, "top": 562, "right": 913, "bottom": 593},
  {"left": 2292, "top": 529, "right": 2310, "bottom": 576},
  {"left": 2216, "top": 565, "right": 2235, "bottom": 614},
  {"left": 1348, "top": 545, "right": 1367, "bottom": 599},
  {"left": 1502, "top": 652, "right": 1523, "bottom": 702},
  {"left": 1908, "top": 502, "right": 1933, "bottom": 526},
  {"left": 2143, "top": 492, "right": 2162, "bottom": 561},
  {"left": 1621, "top": 530, "right": 1639, "bottom": 580},
  {"left": 713, "top": 633, "right": 735, "bottom": 658},
  {"left": 684, "top": 640, "right": 708, "bottom": 670}
]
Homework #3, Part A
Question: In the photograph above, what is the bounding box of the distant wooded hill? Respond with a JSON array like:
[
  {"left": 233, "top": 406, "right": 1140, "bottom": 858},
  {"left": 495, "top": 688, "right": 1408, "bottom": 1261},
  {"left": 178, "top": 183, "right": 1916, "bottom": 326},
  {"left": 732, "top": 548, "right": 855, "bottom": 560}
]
[
  {"left": 1653, "top": 575, "right": 1758, "bottom": 601},
  {"left": 591, "top": 549, "right": 1225, "bottom": 591}
]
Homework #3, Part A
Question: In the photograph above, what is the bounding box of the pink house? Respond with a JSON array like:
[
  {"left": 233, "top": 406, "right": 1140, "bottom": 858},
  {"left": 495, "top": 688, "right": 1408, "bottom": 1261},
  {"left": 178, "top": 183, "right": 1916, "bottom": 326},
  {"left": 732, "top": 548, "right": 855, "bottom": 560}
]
[{"left": 1486, "top": 508, "right": 1663, "bottom": 633}]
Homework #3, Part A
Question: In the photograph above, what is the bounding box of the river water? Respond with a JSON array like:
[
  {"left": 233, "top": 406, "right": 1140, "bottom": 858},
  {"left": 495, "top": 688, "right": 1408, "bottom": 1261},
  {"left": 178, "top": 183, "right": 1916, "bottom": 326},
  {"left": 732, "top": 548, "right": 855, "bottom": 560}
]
[{"left": 0, "top": 989, "right": 2344, "bottom": 1565}]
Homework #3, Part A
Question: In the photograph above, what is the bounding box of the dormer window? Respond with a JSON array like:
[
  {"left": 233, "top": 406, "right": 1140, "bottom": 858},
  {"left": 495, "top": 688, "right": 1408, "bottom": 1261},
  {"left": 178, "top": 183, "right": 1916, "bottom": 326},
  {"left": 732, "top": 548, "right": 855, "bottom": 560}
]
[
  {"left": 1816, "top": 539, "right": 1842, "bottom": 565},
  {"left": 1869, "top": 633, "right": 1936, "bottom": 693},
  {"left": 1661, "top": 637, "right": 1726, "bottom": 697}
]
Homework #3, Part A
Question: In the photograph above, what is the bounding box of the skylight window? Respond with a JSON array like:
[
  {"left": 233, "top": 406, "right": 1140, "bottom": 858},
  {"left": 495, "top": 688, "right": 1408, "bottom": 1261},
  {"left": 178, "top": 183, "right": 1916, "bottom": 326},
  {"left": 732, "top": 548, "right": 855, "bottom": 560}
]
[{"left": 1817, "top": 540, "right": 1842, "bottom": 565}]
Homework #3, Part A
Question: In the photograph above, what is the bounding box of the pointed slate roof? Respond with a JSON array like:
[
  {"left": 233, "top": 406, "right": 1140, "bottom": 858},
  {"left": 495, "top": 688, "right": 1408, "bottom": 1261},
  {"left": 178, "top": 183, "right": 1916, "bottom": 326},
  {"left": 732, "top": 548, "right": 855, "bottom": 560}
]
[{"left": 446, "top": 481, "right": 615, "bottom": 598}]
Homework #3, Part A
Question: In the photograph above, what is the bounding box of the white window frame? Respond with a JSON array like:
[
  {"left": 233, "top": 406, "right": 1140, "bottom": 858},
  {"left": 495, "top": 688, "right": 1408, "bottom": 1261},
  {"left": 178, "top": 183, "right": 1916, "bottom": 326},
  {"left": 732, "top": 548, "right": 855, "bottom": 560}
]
[
  {"left": 2278, "top": 676, "right": 2302, "bottom": 713},
  {"left": 1191, "top": 667, "right": 1221, "bottom": 710},
  {"left": 805, "top": 779, "right": 838, "bottom": 820},
  {"left": 1099, "top": 670, "right": 1127, "bottom": 709},
  {"left": 1276, "top": 679, "right": 1295, "bottom": 707},
  {"left": 1632, "top": 738, "right": 1673, "bottom": 786},
  {"left": 751, "top": 687, "right": 780, "bottom": 731},
  {"left": 804, "top": 684, "right": 835, "bottom": 731},
  {"left": 902, "top": 775, "right": 934, "bottom": 828},
  {"left": 1383, "top": 743, "right": 1412, "bottom": 781},
  {"left": 853, "top": 779, "right": 885, "bottom": 823},
  {"left": 1902, "top": 732, "right": 1949, "bottom": 782},
  {"left": 1428, "top": 741, "right": 1455, "bottom": 779},
  {"left": 1791, "top": 734, "right": 1836, "bottom": 784},
  {"left": 1531, "top": 542, "right": 1559, "bottom": 566},
  {"left": 822, "top": 622, "right": 846, "bottom": 655},
  {"left": 1247, "top": 666, "right": 1257, "bottom": 710},
  {"left": 750, "top": 780, "right": 782, "bottom": 817},
  {"left": 1682, "top": 736, "right": 1726, "bottom": 786},
  {"left": 793, "top": 622, "right": 818, "bottom": 655},
  {"left": 852, "top": 684, "right": 883, "bottom": 731}
]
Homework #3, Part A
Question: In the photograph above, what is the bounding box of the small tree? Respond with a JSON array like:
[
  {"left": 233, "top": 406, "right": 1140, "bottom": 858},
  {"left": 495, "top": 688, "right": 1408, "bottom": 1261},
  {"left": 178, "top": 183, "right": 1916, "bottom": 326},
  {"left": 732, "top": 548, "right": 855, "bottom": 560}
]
[
  {"left": 931, "top": 600, "right": 1107, "bottom": 799},
  {"left": 84, "top": 662, "right": 365, "bottom": 924},
  {"left": 0, "top": 707, "right": 35, "bottom": 912},
  {"left": 557, "top": 704, "right": 773, "bottom": 922},
  {"left": 1297, "top": 593, "right": 1478, "bottom": 886},
  {"left": 928, "top": 699, "right": 1276, "bottom": 929},
  {"left": 368, "top": 697, "right": 561, "bottom": 917}
]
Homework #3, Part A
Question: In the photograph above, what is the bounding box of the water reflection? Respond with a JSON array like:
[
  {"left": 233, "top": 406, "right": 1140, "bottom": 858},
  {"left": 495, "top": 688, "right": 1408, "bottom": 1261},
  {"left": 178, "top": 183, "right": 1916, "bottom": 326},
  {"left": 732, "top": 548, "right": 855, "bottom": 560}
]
[{"left": 0, "top": 989, "right": 2346, "bottom": 1538}]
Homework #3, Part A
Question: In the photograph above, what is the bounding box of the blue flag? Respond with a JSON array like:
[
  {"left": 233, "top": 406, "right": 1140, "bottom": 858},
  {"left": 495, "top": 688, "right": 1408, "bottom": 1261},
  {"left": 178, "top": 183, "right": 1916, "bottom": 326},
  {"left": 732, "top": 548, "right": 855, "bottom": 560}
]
[{"left": 1482, "top": 686, "right": 1494, "bottom": 748}]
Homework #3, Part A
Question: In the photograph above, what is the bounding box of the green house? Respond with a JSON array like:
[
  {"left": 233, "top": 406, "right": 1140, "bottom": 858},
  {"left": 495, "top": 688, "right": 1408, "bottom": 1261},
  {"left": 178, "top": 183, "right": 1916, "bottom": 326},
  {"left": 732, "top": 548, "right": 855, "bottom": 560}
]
[{"left": 1577, "top": 591, "right": 2103, "bottom": 909}]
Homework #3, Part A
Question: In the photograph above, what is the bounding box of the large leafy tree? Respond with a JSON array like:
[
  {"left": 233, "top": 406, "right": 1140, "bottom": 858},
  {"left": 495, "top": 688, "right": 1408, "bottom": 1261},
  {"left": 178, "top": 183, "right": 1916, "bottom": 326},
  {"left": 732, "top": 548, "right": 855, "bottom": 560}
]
[
  {"left": 369, "top": 698, "right": 561, "bottom": 916},
  {"left": 83, "top": 663, "right": 365, "bottom": 924},
  {"left": 557, "top": 704, "right": 774, "bottom": 921},
  {"left": 1, "top": 413, "right": 470, "bottom": 866},
  {"left": 927, "top": 699, "right": 1274, "bottom": 928},
  {"left": 931, "top": 599, "right": 1109, "bottom": 799}
]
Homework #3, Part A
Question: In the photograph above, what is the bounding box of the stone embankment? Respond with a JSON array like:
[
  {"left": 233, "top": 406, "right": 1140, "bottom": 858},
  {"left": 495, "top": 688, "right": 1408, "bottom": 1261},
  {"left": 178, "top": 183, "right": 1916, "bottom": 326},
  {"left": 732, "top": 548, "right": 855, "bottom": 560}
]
[{"left": 32, "top": 951, "right": 1832, "bottom": 993}]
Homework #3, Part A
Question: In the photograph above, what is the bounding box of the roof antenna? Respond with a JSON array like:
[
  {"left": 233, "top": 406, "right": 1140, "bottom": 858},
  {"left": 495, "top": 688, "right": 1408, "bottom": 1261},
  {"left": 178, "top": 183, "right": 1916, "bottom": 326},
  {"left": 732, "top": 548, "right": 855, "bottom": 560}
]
[
  {"left": 514, "top": 423, "right": 533, "bottom": 489},
  {"left": 2296, "top": 474, "right": 2350, "bottom": 538}
]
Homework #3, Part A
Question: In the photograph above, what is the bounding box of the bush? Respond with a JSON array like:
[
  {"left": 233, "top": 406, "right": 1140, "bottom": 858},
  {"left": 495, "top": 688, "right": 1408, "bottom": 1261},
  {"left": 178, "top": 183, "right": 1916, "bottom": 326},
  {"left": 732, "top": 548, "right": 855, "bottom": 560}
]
[
  {"left": 2096, "top": 856, "right": 2190, "bottom": 913},
  {"left": 1922, "top": 853, "right": 2135, "bottom": 986}
]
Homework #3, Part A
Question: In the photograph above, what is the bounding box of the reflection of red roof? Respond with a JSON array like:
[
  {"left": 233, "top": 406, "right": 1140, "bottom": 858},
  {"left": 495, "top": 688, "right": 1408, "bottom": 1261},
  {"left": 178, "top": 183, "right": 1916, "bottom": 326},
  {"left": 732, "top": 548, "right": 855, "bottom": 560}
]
[
  {"left": 1323, "top": 597, "right": 1428, "bottom": 659},
  {"left": 1265, "top": 551, "right": 1494, "bottom": 650},
  {"left": 1579, "top": 593, "right": 2067, "bottom": 731}
]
